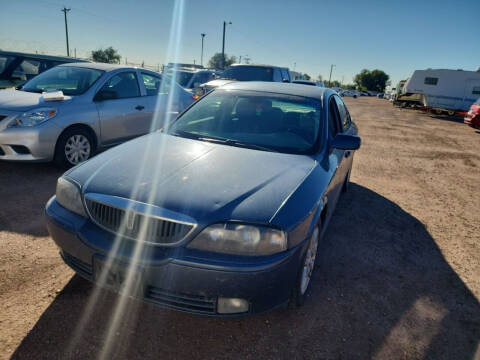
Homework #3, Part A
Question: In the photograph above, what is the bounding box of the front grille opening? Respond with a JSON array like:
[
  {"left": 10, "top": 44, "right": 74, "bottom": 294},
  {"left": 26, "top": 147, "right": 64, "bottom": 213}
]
[
  {"left": 85, "top": 199, "right": 193, "bottom": 244},
  {"left": 62, "top": 252, "right": 93, "bottom": 277},
  {"left": 145, "top": 286, "right": 216, "bottom": 314},
  {"left": 11, "top": 145, "right": 30, "bottom": 154}
]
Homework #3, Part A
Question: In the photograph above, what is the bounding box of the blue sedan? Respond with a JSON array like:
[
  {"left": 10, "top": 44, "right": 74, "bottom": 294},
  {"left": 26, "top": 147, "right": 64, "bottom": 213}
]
[{"left": 45, "top": 82, "right": 360, "bottom": 316}]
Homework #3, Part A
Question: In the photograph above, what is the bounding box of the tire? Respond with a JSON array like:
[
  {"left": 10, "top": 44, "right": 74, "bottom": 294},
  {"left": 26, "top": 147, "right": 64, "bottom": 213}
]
[
  {"left": 435, "top": 109, "right": 443, "bottom": 115},
  {"left": 54, "top": 127, "right": 94, "bottom": 168},
  {"left": 447, "top": 110, "right": 455, "bottom": 117},
  {"left": 293, "top": 225, "right": 320, "bottom": 307}
]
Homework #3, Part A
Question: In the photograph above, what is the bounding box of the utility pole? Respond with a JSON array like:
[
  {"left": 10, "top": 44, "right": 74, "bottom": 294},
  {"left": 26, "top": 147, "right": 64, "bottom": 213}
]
[
  {"left": 293, "top": 62, "right": 296, "bottom": 71},
  {"left": 74, "top": 48, "right": 76, "bottom": 58},
  {"left": 61, "top": 7, "right": 71, "bottom": 57},
  {"left": 328, "top": 64, "right": 336, "bottom": 84},
  {"left": 200, "top": 33, "right": 206, "bottom": 67},
  {"left": 221, "top": 21, "right": 232, "bottom": 70}
]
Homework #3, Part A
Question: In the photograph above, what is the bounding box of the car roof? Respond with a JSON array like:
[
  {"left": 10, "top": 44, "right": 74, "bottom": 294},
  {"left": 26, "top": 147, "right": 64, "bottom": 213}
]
[
  {"left": 0, "top": 50, "right": 88, "bottom": 62},
  {"left": 230, "top": 63, "right": 287, "bottom": 70},
  {"left": 57, "top": 62, "right": 146, "bottom": 72},
  {"left": 219, "top": 81, "right": 330, "bottom": 100}
]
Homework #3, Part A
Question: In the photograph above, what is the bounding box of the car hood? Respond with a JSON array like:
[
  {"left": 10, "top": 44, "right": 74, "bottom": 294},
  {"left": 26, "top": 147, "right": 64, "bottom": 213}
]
[
  {"left": 0, "top": 88, "right": 72, "bottom": 112},
  {"left": 68, "top": 133, "right": 316, "bottom": 226}
]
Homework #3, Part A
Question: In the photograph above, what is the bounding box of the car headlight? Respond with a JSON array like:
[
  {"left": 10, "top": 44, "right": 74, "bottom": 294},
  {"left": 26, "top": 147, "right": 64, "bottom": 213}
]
[
  {"left": 187, "top": 223, "right": 287, "bottom": 256},
  {"left": 12, "top": 107, "right": 57, "bottom": 127},
  {"left": 56, "top": 177, "right": 87, "bottom": 217}
]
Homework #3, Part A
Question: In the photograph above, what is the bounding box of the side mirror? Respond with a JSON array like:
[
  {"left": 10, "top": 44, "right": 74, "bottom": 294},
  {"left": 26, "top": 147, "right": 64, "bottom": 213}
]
[
  {"left": 94, "top": 90, "right": 117, "bottom": 101},
  {"left": 331, "top": 134, "right": 361, "bottom": 151}
]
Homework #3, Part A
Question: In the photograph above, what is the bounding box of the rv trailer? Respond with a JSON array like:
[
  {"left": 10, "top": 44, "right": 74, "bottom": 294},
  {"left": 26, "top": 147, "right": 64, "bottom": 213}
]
[{"left": 402, "top": 68, "right": 480, "bottom": 115}]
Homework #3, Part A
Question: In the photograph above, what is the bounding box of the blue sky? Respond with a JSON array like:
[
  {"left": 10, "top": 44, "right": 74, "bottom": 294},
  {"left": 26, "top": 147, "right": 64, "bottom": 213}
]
[{"left": 1, "top": 0, "right": 478, "bottom": 86}]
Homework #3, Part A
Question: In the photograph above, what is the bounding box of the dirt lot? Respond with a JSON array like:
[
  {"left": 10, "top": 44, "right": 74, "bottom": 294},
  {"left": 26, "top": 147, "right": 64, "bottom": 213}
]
[{"left": 1, "top": 97, "right": 479, "bottom": 359}]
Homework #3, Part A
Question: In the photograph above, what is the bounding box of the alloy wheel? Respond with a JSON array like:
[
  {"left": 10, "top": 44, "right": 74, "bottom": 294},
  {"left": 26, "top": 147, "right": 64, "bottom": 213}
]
[{"left": 300, "top": 227, "right": 319, "bottom": 295}]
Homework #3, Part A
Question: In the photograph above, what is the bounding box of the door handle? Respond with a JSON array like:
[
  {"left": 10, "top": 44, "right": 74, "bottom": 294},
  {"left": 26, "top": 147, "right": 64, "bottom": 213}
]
[
  {"left": 345, "top": 151, "right": 351, "bottom": 158},
  {"left": 135, "top": 105, "right": 145, "bottom": 111}
]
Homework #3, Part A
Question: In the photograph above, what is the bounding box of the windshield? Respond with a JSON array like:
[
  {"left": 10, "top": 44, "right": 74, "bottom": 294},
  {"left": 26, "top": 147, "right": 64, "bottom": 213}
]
[
  {"left": 167, "top": 70, "right": 194, "bottom": 87},
  {"left": 21, "top": 66, "right": 104, "bottom": 95},
  {"left": 168, "top": 89, "right": 322, "bottom": 154},
  {"left": 221, "top": 66, "right": 274, "bottom": 81}
]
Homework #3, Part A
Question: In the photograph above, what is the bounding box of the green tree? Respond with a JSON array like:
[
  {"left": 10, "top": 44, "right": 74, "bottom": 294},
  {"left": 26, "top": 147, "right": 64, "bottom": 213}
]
[
  {"left": 324, "top": 80, "right": 341, "bottom": 88},
  {"left": 354, "top": 69, "right": 389, "bottom": 92},
  {"left": 91, "top": 47, "right": 121, "bottom": 64},
  {"left": 303, "top": 73, "right": 311, "bottom": 80},
  {"left": 208, "top": 53, "right": 237, "bottom": 70}
]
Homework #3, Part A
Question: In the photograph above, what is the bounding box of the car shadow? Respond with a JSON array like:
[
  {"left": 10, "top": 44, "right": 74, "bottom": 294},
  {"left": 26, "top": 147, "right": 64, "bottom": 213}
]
[
  {"left": 428, "top": 115, "right": 466, "bottom": 124},
  {"left": 0, "top": 162, "right": 62, "bottom": 236},
  {"left": 10, "top": 183, "right": 480, "bottom": 359}
]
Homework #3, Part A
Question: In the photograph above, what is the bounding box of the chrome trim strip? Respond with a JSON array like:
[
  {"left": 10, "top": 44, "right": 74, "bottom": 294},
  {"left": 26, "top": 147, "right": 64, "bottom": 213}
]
[{"left": 83, "top": 193, "right": 197, "bottom": 246}]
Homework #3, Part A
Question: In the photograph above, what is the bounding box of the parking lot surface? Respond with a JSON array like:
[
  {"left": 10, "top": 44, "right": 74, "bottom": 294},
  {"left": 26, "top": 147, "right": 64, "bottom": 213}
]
[{"left": 1, "top": 97, "right": 479, "bottom": 359}]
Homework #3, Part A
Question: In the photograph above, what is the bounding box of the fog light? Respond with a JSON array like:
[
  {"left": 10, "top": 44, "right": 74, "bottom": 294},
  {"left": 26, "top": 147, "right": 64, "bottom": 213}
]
[{"left": 217, "top": 297, "right": 249, "bottom": 314}]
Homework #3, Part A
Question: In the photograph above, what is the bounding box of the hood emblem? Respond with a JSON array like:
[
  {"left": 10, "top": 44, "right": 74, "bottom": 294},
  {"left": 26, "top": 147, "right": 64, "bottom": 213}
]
[{"left": 126, "top": 211, "right": 136, "bottom": 231}]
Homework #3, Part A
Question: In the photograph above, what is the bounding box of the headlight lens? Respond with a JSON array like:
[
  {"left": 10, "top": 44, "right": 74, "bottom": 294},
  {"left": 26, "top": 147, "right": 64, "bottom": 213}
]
[
  {"left": 56, "top": 177, "right": 87, "bottom": 217},
  {"left": 187, "top": 223, "right": 287, "bottom": 256},
  {"left": 12, "top": 107, "right": 57, "bottom": 127}
]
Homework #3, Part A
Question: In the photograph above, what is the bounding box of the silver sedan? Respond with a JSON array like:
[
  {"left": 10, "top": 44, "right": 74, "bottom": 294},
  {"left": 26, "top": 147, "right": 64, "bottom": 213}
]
[{"left": 0, "top": 63, "right": 194, "bottom": 166}]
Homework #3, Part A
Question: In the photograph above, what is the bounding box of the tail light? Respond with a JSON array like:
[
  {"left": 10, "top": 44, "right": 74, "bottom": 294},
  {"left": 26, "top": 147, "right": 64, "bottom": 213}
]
[{"left": 471, "top": 104, "right": 480, "bottom": 114}]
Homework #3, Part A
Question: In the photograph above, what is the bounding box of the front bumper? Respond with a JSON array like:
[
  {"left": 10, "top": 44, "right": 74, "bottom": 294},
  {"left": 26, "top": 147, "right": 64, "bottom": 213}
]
[
  {"left": 45, "top": 197, "right": 307, "bottom": 316},
  {"left": 0, "top": 119, "right": 62, "bottom": 162},
  {"left": 464, "top": 114, "right": 480, "bottom": 129}
]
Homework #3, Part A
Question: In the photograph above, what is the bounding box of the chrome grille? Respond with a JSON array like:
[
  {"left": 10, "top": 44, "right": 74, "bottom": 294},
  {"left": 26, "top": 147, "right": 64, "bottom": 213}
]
[{"left": 85, "top": 198, "right": 193, "bottom": 244}]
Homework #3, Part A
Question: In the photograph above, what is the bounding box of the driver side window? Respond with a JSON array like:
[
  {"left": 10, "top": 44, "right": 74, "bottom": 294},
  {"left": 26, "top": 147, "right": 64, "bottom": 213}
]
[
  {"left": 99, "top": 72, "right": 140, "bottom": 99},
  {"left": 328, "top": 97, "right": 341, "bottom": 139}
]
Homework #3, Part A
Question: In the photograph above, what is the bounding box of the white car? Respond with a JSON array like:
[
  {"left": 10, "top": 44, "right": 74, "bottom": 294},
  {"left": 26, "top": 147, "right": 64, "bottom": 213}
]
[{"left": 340, "top": 90, "right": 359, "bottom": 98}]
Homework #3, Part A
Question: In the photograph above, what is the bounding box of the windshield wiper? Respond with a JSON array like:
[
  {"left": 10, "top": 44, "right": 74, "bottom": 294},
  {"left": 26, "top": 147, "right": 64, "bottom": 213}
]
[
  {"left": 21, "top": 89, "right": 43, "bottom": 93},
  {"left": 229, "top": 141, "right": 276, "bottom": 152}
]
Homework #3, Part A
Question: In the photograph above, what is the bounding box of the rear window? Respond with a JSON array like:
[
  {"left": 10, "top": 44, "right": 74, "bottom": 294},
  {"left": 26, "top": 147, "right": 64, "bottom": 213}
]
[
  {"left": 424, "top": 77, "right": 438, "bottom": 85},
  {"left": 168, "top": 89, "right": 322, "bottom": 154},
  {"left": 221, "top": 66, "right": 274, "bottom": 81}
]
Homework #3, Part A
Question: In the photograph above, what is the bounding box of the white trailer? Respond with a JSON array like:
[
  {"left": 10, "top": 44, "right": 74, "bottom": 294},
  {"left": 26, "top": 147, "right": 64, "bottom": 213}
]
[{"left": 402, "top": 69, "right": 480, "bottom": 114}]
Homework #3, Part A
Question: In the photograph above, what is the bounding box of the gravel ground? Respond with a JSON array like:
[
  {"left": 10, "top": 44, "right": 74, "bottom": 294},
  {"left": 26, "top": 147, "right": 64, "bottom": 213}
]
[{"left": 1, "top": 97, "right": 479, "bottom": 360}]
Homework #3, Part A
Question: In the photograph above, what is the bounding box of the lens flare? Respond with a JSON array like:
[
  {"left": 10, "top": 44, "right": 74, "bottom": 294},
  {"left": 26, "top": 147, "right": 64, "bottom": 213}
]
[{"left": 65, "top": 1, "right": 188, "bottom": 358}]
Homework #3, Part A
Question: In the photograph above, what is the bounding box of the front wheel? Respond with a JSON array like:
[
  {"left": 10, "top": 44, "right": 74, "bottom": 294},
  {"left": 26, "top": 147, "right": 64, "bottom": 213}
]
[
  {"left": 293, "top": 226, "right": 320, "bottom": 306},
  {"left": 54, "top": 128, "right": 94, "bottom": 168}
]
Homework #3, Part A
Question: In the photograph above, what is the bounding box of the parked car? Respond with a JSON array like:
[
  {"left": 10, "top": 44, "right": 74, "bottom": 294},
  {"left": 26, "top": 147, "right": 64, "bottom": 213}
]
[
  {"left": 340, "top": 90, "right": 359, "bottom": 98},
  {"left": 45, "top": 82, "right": 361, "bottom": 316},
  {"left": 0, "top": 62, "right": 194, "bottom": 166},
  {"left": 464, "top": 98, "right": 480, "bottom": 129},
  {"left": 0, "top": 50, "right": 88, "bottom": 89},
  {"left": 164, "top": 67, "right": 218, "bottom": 92},
  {"left": 195, "top": 64, "right": 291, "bottom": 97}
]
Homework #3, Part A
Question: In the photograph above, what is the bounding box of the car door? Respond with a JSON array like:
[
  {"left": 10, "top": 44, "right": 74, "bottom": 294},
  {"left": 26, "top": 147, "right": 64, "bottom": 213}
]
[
  {"left": 95, "top": 71, "right": 150, "bottom": 145},
  {"left": 141, "top": 72, "right": 191, "bottom": 130},
  {"left": 334, "top": 95, "right": 355, "bottom": 177},
  {"left": 324, "top": 95, "right": 345, "bottom": 216}
]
